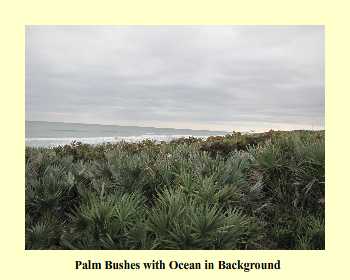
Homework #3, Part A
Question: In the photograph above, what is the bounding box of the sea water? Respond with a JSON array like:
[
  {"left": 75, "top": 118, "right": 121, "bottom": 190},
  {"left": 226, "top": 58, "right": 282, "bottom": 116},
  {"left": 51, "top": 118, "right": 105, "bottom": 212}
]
[{"left": 25, "top": 121, "right": 227, "bottom": 147}]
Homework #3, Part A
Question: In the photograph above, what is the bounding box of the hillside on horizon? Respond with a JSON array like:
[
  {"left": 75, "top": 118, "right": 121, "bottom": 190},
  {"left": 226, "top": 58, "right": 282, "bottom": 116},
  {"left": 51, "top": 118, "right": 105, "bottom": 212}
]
[{"left": 25, "top": 120, "right": 228, "bottom": 138}]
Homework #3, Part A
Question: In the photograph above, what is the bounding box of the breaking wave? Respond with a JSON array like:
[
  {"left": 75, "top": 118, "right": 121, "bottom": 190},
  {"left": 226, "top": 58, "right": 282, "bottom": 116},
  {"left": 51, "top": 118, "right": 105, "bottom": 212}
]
[{"left": 25, "top": 134, "right": 211, "bottom": 147}]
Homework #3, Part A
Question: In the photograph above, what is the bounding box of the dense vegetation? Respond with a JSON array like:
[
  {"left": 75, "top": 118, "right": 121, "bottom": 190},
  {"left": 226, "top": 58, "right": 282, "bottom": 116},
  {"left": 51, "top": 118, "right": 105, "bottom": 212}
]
[{"left": 25, "top": 130, "right": 325, "bottom": 250}]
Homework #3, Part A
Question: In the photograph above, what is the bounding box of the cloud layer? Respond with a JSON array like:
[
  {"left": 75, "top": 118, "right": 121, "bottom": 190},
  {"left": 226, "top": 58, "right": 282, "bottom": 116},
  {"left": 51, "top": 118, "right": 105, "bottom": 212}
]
[{"left": 26, "top": 26, "right": 324, "bottom": 131}]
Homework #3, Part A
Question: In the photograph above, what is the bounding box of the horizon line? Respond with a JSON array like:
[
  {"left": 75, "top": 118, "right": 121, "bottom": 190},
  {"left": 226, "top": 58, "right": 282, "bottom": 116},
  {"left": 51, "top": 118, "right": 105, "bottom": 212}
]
[{"left": 25, "top": 120, "right": 230, "bottom": 133}]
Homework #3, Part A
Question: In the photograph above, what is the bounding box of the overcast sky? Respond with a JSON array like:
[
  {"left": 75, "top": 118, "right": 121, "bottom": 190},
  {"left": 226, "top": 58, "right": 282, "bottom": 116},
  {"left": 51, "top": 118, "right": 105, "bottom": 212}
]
[{"left": 26, "top": 25, "right": 324, "bottom": 132}]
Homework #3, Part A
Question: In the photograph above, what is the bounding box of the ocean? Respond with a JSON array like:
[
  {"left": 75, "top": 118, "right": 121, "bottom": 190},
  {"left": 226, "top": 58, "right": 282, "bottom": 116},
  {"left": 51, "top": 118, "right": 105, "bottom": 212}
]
[{"left": 25, "top": 121, "right": 227, "bottom": 147}]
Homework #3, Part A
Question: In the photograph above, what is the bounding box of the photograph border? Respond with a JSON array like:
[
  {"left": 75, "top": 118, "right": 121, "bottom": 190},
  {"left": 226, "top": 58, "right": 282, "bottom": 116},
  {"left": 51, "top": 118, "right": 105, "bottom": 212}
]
[{"left": 0, "top": 0, "right": 347, "bottom": 278}]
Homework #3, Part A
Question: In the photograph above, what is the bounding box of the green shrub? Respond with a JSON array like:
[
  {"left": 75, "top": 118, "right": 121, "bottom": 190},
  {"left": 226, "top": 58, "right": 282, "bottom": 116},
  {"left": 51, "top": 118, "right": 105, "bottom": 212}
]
[{"left": 25, "top": 130, "right": 325, "bottom": 249}]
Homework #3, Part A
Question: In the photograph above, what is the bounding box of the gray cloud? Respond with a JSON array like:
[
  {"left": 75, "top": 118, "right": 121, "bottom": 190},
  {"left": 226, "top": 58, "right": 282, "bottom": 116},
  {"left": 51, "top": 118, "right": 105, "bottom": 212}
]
[{"left": 26, "top": 25, "right": 324, "bottom": 131}]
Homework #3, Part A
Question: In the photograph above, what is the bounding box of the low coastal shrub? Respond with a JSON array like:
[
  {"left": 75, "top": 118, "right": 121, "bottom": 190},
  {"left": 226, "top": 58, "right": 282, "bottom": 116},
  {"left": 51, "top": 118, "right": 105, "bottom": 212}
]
[{"left": 25, "top": 130, "right": 325, "bottom": 249}]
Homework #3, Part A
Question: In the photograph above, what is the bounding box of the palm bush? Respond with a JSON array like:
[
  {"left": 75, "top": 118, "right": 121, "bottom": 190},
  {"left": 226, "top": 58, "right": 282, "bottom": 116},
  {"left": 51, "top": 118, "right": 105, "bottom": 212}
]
[
  {"left": 147, "top": 188, "right": 260, "bottom": 249},
  {"left": 25, "top": 130, "right": 325, "bottom": 249},
  {"left": 60, "top": 191, "right": 148, "bottom": 249}
]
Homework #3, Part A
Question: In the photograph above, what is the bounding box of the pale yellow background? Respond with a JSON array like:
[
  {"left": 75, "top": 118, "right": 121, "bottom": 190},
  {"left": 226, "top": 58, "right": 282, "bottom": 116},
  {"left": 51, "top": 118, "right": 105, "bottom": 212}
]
[{"left": 0, "top": 0, "right": 347, "bottom": 278}]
